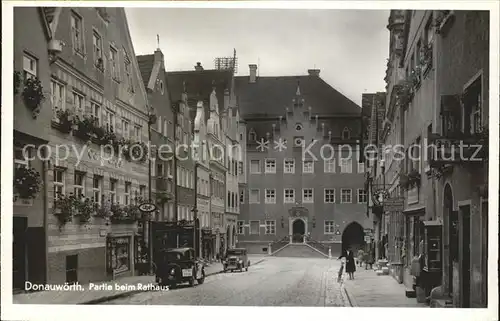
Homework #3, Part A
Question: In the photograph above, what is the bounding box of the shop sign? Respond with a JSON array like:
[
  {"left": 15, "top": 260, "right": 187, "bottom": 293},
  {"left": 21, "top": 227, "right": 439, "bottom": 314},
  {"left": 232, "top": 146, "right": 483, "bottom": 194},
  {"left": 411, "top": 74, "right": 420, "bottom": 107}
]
[
  {"left": 364, "top": 236, "right": 372, "bottom": 243},
  {"left": 384, "top": 197, "right": 405, "bottom": 211},
  {"left": 139, "top": 203, "right": 157, "bottom": 213}
]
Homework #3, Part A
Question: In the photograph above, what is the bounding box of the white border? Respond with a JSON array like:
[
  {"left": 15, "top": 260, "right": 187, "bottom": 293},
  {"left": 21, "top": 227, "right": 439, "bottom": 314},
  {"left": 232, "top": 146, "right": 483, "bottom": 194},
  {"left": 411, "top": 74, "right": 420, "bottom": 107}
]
[{"left": 2, "top": 1, "right": 499, "bottom": 321}]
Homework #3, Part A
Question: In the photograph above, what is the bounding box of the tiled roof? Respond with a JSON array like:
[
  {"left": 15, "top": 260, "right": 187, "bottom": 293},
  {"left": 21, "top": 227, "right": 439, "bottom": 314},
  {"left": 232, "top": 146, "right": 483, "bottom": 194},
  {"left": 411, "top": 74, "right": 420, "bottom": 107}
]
[
  {"left": 136, "top": 54, "right": 155, "bottom": 88},
  {"left": 234, "top": 75, "right": 362, "bottom": 118}
]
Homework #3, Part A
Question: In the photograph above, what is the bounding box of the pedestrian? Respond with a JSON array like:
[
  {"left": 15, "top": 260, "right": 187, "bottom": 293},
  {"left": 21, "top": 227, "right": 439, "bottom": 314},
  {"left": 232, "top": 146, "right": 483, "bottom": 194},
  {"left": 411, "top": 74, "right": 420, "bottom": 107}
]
[
  {"left": 337, "top": 257, "right": 346, "bottom": 284},
  {"left": 357, "top": 248, "right": 365, "bottom": 267},
  {"left": 346, "top": 249, "right": 356, "bottom": 280}
]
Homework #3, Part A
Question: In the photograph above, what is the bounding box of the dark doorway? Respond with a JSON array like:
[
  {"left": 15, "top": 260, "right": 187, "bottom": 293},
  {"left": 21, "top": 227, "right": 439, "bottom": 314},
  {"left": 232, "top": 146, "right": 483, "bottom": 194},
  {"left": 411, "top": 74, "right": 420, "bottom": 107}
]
[
  {"left": 292, "top": 219, "right": 305, "bottom": 243},
  {"left": 66, "top": 254, "right": 78, "bottom": 284},
  {"left": 444, "top": 184, "right": 457, "bottom": 296},
  {"left": 460, "top": 205, "right": 471, "bottom": 308},
  {"left": 13, "top": 217, "right": 27, "bottom": 290},
  {"left": 232, "top": 226, "right": 236, "bottom": 247},
  {"left": 227, "top": 226, "right": 231, "bottom": 250},
  {"left": 342, "top": 222, "right": 365, "bottom": 254}
]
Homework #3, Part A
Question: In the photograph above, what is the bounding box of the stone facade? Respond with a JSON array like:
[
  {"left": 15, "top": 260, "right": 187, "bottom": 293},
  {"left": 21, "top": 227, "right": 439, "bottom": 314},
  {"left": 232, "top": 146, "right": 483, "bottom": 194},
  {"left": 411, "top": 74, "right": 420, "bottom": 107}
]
[{"left": 235, "top": 67, "right": 369, "bottom": 255}]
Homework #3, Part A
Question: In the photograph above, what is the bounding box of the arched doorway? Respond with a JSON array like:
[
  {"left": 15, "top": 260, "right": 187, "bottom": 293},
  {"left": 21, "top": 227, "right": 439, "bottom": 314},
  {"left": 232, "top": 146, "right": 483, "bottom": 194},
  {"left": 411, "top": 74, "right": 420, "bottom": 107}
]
[
  {"left": 232, "top": 225, "right": 237, "bottom": 247},
  {"left": 292, "top": 219, "right": 306, "bottom": 243},
  {"left": 444, "top": 183, "right": 457, "bottom": 295},
  {"left": 341, "top": 222, "right": 365, "bottom": 254}
]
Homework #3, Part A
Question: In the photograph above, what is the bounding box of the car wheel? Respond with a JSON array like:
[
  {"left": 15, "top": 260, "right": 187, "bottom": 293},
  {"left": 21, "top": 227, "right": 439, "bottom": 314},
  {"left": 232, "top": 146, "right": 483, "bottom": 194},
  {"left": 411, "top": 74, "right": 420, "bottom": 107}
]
[
  {"left": 189, "top": 269, "right": 195, "bottom": 287},
  {"left": 240, "top": 265, "right": 243, "bottom": 272},
  {"left": 246, "top": 266, "right": 249, "bottom": 272},
  {"left": 197, "top": 270, "right": 205, "bottom": 285}
]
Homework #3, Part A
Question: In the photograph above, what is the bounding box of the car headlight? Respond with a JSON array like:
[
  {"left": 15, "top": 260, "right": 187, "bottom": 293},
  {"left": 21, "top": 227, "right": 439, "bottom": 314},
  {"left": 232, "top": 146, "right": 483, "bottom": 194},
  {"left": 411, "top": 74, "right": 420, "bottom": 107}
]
[
  {"left": 170, "top": 268, "right": 175, "bottom": 275},
  {"left": 238, "top": 260, "right": 243, "bottom": 264}
]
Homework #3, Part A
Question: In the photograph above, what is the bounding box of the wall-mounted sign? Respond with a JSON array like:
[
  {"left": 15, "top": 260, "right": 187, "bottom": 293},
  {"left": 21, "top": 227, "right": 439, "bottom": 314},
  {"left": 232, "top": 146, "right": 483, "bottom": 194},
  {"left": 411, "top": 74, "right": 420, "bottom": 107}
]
[
  {"left": 384, "top": 197, "right": 405, "bottom": 211},
  {"left": 372, "top": 189, "right": 389, "bottom": 206},
  {"left": 335, "top": 230, "right": 341, "bottom": 235},
  {"left": 364, "top": 236, "right": 372, "bottom": 243},
  {"left": 139, "top": 203, "right": 157, "bottom": 213}
]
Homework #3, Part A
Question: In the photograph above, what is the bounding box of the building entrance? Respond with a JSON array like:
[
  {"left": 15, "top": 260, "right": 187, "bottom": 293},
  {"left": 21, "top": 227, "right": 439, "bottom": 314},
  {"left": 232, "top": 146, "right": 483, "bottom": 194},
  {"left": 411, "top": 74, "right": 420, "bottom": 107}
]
[
  {"left": 292, "top": 219, "right": 305, "bottom": 243},
  {"left": 341, "top": 222, "right": 365, "bottom": 254}
]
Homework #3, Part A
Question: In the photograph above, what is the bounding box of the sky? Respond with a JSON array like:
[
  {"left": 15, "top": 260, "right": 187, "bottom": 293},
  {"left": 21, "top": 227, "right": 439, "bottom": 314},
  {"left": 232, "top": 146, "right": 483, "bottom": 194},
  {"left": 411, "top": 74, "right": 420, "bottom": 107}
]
[{"left": 125, "top": 8, "right": 390, "bottom": 106}]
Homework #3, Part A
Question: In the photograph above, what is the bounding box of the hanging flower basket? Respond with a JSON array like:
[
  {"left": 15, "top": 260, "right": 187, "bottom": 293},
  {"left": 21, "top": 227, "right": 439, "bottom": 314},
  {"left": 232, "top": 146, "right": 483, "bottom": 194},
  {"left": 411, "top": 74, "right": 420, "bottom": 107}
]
[
  {"left": 14, "top": 71, "right": 22, "bottom": 96},
  {"left": 110, "top": 203, "right": 137, "bottom": 223},
  {"left": 73, "top": 115, "right": 98, "bottom": 141},
  {"left": 55, "top": 109, "right": 75, "bottom": 134},
  {"left": 123, "top": 140, "right": 149, "bottom": 163},
  {"left": 14, "top": 166, "right": 42, "bottom": 199},
  {"left": 395, "top": 80, "right": 413, "bottom": 107},
  {"left": 22, "top": 77, "right": 46, "bottom": 114},
  {"left": 73, "top": 197, "right": 98, "bottom": 224},
  {"left": 156, "top": 193, "right": 171, "bottom": 205},
  {"left": 54, "top": 193, "right": 80, "bottom": 227},
  {"left": 94, "top": 199, "right": 112, "bottom": 219}
]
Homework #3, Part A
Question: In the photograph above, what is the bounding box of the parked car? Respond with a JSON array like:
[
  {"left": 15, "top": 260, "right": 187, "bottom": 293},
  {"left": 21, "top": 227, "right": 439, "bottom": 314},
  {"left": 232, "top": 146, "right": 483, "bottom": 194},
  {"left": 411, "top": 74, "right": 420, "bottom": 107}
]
[
  {"left": 155, "top": 247, "right": 205, "bottom": 287},
  {"left": 223, "top": 248, "right": 250, "bottom": 272}
]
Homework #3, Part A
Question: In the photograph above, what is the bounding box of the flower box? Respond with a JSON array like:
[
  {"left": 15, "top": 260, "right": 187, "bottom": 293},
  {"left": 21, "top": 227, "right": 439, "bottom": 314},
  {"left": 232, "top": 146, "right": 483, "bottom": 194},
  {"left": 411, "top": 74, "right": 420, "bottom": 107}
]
[{"left": 14, "top": 167, "right": 42, "bottom": 200}]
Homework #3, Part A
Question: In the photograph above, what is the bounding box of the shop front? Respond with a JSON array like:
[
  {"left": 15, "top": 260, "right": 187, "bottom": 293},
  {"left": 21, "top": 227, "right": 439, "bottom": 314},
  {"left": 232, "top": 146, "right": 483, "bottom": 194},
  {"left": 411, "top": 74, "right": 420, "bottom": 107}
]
[{"left": 106, "top": 234, "right": 136, "bottom": 279}]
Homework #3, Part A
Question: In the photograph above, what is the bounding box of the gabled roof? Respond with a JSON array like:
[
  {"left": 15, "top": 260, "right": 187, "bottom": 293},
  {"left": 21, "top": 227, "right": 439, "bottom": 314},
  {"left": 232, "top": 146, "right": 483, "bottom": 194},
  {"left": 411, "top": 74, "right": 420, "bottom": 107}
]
[
  {"left": 166, "top": 69, "right": 233, "bottom": 124},
  {"left": 235, "top": 75, "right": 361, "bottom": 117},
  {"left": 136, "top": 54, "right": 155, "bottom": 88}
]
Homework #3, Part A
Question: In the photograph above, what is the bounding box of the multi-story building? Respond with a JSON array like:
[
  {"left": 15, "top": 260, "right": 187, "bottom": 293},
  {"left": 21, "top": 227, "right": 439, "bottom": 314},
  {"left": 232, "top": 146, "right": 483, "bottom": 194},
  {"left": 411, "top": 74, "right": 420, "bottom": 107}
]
[
  {"left": 376, "top": 10, "right": 489, "bottom": 308},
  {"left": 21, "top": 7, "right": 151, "bottom": 284},
  {"left": 167, "top": 64, "right": 235, "bottom": 258},
  {"left": 136, "top": 47, "right": 175, "bottom": 222},
  {"left": 236, "top": 65, "right": 369, "bottom": 255},
  {"left": 13, "top": 7, "right": 53, "bottom": 290}
]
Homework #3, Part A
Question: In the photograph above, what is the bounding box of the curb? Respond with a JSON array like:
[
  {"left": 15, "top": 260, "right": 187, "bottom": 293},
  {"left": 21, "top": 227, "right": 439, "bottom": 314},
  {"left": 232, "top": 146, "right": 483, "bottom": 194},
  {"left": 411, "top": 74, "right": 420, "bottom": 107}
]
[
  {"left": 83, "top": 258, "right": 266, "bottom": 305},
  {"left": 342, "top": 285, "right": 358, "bottom": 307}
]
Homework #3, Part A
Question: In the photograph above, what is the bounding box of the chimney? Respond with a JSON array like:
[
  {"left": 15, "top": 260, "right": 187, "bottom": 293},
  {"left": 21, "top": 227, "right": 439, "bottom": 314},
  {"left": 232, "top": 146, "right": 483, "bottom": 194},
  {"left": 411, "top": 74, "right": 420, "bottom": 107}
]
[
  {"left": 195, "top": 62, "right": 203, "bottom": 71},
  {"left": 308, "top": 69, "right": 320, "bottom": 76},
  {"left": 249, "top": 64, "right": 257, "bottom": 83}
]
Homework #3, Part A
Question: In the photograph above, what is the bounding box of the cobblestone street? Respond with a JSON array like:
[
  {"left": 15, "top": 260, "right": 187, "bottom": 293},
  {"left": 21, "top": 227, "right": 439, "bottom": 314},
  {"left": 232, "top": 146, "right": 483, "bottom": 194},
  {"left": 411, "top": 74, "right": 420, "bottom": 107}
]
[{"left": 103, "top": 257, "right": 349, "bottom": 306}]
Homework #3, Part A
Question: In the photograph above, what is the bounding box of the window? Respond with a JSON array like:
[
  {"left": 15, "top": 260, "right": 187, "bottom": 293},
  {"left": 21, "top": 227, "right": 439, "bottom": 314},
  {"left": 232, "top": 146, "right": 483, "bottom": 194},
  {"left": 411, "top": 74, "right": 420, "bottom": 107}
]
[
  {"left": 51, "top": 80, "right": 66, "bottom": 111},
  {"left": 340, "top": 158, "right": 352, "bottom": 173},
  {"left": 92, "top": 31, "right": 102, "bottom": 66},
  {"left": 324, "top": 221, "right": 335, "bottom": 234},
  {"left": 324, "top": 189, "right": 335, "bottom": 203},
  {"left": 265, "top": 221, "right": 276, "bottom": 235},
  {"left": 14, "top": 147, "right": 29, "bottom": 169},
  {"left": 134, "top": 125, "right": 142, "bottom": 142},
  {"left": 73, "top": 92, "right": 84, "bottom": 112},
  {"left": 139, "top": 185, "right": 146, "bottom": 199},
  {"left": 265, "top": 159, "right": 276, "bottom": 173},
  {"left": 238, "top": 161, "right": 244, "bottom": 175},
  {"left": 249, "top": 130, "right": 256, "bottom": 141},
  {"left": 265, "top": 189, "right": 276, "bottom": 204},
  {"left": 303, "top": 160, "right": 314, "bottom": 173},
  {"left": 105, "top": 110, "right": 115, "bottom": 133},
  {"left": 23, "top": 53, "right": 37, "bottom": 79},
  {"left": 342, "top": 127, "right": 350, "bottom": 140},
  {"left": 124, "top": 56, "right": 133, "bottom": 92},
  {"left": 73, "top": 171, "right": 85, "bottom": 198},
  {"left": 239, "top": 190, "right": 245, "bottom": 203},
  {"left": 249, "top": 189, "right": 260, "bottom": 204},
  {"left": 324, "top": 159, "right": 335, "bottom": 173},
  {"left": 250, "top": 160, "right": 261, "bottom": 174},
  {"left": 53, "top": 168, "right": 65, "bottom": 200},
  {"left": 425, "top": 15, "right": 434, "bottom": 45},
  {"left": 110, "top": 179, "right": 117, "bottom": 203},
  {"left": 410, "top": 138, "right": 421, "bottom": 174},
  {"left": 357, "top": 161, "right": 365, "bottom": 174},
  {"left": 110, "top": 46, "right": 118, "bottom": 80},
  {"left": 71, "top": 12, "right": 84, "bottom": 53},
  {"left": 92, "top": 175, "right": 102, "bottom": 204},
  {"left": 416, "top": 40, "right": 422, "bottom": 66},
  {"left": 121, "top": 119, "right": 129, "bottom": 139},
  {"left": 237, "top": 221, "right": 245, "bottom": 235},
  {"left": 464, "top": 76, "right": 482, "bottom": 135},
  {"left": 163, "top": 119, "right": 168, "bottom": 136},
  {"left": 122, "top": 182, "right": 130, "bottom": 205},
  {"left": 249, "top": 221, "right": 260, "bottom": 235},
  {"left": 157, "top": 163, "right": 164, "bottom": 177},
  {"left": 357, "top": 189, "right": 367, "bottom": 204},
  {"left": 284, "top": 158, "right": 295, "bottom": 174},
  {"left": 302, "top": 188, "right": 313, "bottom": 203},
  {"left": 341, "top": 189, "right": 352, "bottom": 204},
  {"left": 91, "top": 102, "right": 101, "bottom": 125},
  {"left": 284, "top": 188, "right": 295, "bottom": 203}
]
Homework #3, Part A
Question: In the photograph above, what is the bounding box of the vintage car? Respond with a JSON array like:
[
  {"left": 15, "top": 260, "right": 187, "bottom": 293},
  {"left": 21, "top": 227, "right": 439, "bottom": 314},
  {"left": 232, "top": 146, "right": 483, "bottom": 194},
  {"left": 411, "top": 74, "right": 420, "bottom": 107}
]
[
  {"left": 155, "top": 247, "right": 205, "bottom": 287},
  {"left": 223, "top": 248, "right": 250, "bottom": 272}
]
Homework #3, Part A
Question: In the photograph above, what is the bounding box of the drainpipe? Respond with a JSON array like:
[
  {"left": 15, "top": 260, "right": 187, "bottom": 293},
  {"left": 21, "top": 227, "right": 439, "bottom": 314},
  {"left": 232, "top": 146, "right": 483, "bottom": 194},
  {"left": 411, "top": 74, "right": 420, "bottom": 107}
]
[{"left": 43, "top": 157, "right": 49, "bottom": 284}]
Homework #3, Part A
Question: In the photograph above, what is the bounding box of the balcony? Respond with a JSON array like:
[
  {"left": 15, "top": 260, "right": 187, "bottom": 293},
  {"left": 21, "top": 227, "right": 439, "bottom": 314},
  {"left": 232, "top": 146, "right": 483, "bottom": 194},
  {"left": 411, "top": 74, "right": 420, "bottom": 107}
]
[{"left": 156, "top": 177, "right": 172, "bottom": 193}]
